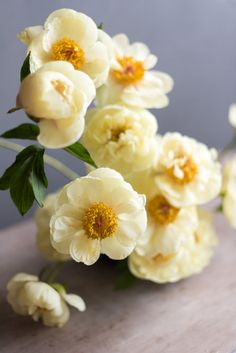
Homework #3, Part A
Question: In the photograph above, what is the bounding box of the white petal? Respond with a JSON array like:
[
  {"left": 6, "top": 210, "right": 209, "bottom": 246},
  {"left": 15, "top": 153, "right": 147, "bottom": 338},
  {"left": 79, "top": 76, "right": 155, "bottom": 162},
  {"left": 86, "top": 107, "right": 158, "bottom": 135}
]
[
  {"left": 66, "top": 70, "right": 96, "bottom": 105},
  {"left": 144, "top": 54, "right": 158, "bottom": 69},
  {"left": 69, "top": 233, "right": 101, "bottom": 265},
  {"left": 17, "top": 26, "right": 43, "bottom": 45},
  {"left": 229, "top": 104, "right": 236, "bottom": 128},
  {"left": 82, "top": 42, "right": 109, "bottom": 88},
  {"left": 38, "top": 113, "right": 85, "bottom": 149},
  {"left": 112, "top": 33, "right": 129, "bottom": 56},
  {"left": 101, "top": 235, "right": 134, "bottom": 260},
  {"left": 63, "top": 293, "right": 86, "bottom": 312},
  {"left": 44, "top": 9, "right": 98, "bottom": 51}
]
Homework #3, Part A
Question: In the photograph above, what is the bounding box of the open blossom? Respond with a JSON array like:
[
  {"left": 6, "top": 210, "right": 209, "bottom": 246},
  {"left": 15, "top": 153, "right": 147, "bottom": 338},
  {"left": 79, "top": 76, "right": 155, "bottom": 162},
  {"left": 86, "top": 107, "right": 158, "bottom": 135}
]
[
  {"left": 50, "top": 168, "right": 147, "bottom": 265},
  {"left": 35, "top": 193, "right": 70, "bottom": 262},
  {"left": 222, "top": 156, "right": 236, "bottom": 228},
  {"left": 81, "top": 105, "right": 158, "bottom": 176},
  {"left": 96, "top": 33, "right": 173, "bottom": 109},
  {"left": 136, "top": 193, "right": 198, "bottom": 258},
  {"left": 153, "top": 133, "right": 222, "bottom": 207},
  {"left": 18, "top": 61, "right": 95, "bottom": 148},
  {"left": 7, "top": 273, "right": 86, "bottom": 327},
  {"left": 129, "top": 209, "right": 217, "bottom": 283},
  {"left": 18, "top": 9, "right": 110, "bottom": 88}
]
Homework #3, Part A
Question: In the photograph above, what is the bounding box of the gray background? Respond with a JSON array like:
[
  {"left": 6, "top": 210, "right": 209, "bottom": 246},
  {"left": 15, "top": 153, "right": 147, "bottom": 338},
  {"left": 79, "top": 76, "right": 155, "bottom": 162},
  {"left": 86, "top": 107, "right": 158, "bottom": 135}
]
[{"left": 0, "top": 0, "right": 236, "bottom": 229}]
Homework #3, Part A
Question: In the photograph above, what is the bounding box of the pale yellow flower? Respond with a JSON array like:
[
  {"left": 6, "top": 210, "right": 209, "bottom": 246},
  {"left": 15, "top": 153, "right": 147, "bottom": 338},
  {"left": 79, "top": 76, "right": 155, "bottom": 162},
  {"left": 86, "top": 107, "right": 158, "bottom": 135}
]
[
  {"left": 7, "top": 273, "right": 86, "bottom": 327},
  {"left": 35, "top": 193, "right": 70, "bottom": 262},
  {"left": 222, "top": 156, "right": 236, "bottom": 228},
  {"left": 18, "top": 9, "right": 110, "bottom": 88},
  {"left": 228, "top": 104, "right": 236, "bottom": 128},
  {"left": 18, "top": 61, "right": 95, "bottom": 148},
  {"left": 81, "top": 105, "right": 158, "bottom": 176},
  {"left": 96, "top": 33, "right": 173, "bottom": 109},
  {"left": 50, "top": 168, "right": 147, "bottom": 265},
  {"left": 136, "top": 194, "right": 198, "bottom": 258},
  {"left": 153, "top": 133, "right": 222, "bottom": 207},
  {"left": 129, "top": 209, "right": 217, "bottom": 283}
]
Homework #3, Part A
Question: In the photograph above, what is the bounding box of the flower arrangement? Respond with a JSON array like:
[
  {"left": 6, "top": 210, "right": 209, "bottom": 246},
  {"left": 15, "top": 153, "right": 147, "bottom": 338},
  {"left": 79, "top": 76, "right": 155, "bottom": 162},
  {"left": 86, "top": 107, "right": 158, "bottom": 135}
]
[{"left": 1, "top": 8, "right": 235, "bottom": 328}]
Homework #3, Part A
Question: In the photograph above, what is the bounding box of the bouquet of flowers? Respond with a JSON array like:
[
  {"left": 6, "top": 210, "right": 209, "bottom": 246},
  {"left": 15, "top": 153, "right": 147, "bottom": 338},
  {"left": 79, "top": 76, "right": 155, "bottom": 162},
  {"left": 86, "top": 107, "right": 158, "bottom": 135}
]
[{"left": 1, "top": 8, "right": 235, "bottom": 328}]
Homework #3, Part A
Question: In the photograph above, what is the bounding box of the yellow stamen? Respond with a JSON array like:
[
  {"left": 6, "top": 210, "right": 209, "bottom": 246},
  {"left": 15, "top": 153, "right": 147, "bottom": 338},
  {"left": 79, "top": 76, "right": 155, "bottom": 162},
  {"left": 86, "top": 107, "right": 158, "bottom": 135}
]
[
  {"left": 152, "top": 253, "right": 176, "bottom": 264},
  {"left": 110, "top": 127, "right": 126, "bottom": 142},
  {"left": 147, "top": 195, "right": 179, "bottom": 226},
  {"left": 82, "top": 202, "right": 118, "bottom": 240},
  {"left": 194, "top": 232, "right": 201, "bottom": 244},
  {"left": 166, "top": 157, "right": 198, "bottom": 185},
  {"left": 51, "top": 37, "right": 85, "bottom": 70},
  {"left": 111, "top": 56, "right": 145, "bottom": 86}
]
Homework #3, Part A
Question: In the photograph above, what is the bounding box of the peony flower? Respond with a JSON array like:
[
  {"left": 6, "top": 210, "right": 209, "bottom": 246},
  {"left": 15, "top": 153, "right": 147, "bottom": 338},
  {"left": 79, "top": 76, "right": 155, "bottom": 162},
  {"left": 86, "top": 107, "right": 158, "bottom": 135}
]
[
  {"left": 81, "top": 105, "right": 158, "bottom": 176},
  {"left": 50, "top": 168, "right": 147, "bottom": 265},
  {"left": 153, "top": 133, "right": 222, "bottom": 207},
  {"left": 18, "top": 9, "right": 110, "bottom": 88},
  {"left": 222, "top": 156, "right": 236, "bottom": 228},
  {"left": 18, "top": 61, "right": 95, "bottom": 148},
  {"left": 228, "top": 104, "right": 236, "bottom": 128},
  {"left": 136, "top": 193, "right": 198, "bottom": 258},
  {"left": 96, "top": 33, "right": 173, "bottom": 109},
  {"left": 129, "top": 209, "right": 217, "bottom": 283},
  {"left": 35, "top": 193, "right": 71, "bottom": 262},
  {"left": 7, "top": 273, "right": 86, "bottom": 327}
]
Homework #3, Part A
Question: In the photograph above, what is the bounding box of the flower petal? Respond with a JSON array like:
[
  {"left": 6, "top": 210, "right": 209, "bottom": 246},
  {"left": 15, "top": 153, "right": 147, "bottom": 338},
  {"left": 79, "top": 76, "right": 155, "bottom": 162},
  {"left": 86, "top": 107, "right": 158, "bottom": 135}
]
[
  {"left": 63, "top": 293, "right": 86, "bottom": 312},
  {"left": 69, "top": 233, "right": 101, "bottom": 265}
]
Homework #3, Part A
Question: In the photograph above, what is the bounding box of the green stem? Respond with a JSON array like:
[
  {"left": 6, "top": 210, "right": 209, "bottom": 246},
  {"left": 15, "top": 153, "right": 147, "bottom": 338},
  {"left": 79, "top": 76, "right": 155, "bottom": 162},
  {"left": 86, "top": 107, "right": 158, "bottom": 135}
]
[
  {"left": 39, "top": 262, "right": 65, "bottom": 284},
  {"left": 0, "top": 138, "right": 79, "bottom": 180}
]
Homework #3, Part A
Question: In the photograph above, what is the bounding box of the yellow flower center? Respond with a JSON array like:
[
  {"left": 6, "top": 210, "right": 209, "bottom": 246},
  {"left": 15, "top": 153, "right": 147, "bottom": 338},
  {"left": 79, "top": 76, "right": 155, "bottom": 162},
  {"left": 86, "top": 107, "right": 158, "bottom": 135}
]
[
  {"left": 110, "top": 127, "right": 126, "bottom": 142},
  {"left": 51, "top": 38, "right": 85, "bottom": 70},
  {"left": 152, "top": 253, "right": 176, "bottom": 264},
  {"left": 111, "top": 56, "right": 145, "bottom": 86},
  {"left": 82, "top": 202, "right": 118, "bottom": 240},
  {"left": 147, "top": 195, "right": 179, "bottom": 226},
  {"left": 166, "top": 157, "right": 198, "bottom": 185}
]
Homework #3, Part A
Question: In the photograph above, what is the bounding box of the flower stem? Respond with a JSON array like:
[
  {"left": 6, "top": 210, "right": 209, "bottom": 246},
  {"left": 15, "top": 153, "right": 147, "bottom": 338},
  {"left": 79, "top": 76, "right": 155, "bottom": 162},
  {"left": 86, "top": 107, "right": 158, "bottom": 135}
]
[
  {"left": 0, "top": 138, "right": 79, "bottom": 180},
  {"left": 39, "top": 262, "right": 65, "bottom": 284}
]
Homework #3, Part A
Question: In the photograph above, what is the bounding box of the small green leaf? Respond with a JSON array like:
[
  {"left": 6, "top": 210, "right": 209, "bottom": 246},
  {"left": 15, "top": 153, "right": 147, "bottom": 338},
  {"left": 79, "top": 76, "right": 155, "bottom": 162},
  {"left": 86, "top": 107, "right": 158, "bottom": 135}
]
[
  {"left": 97, "top": 22, "right": 103, "bottom": 30},
  {"left": 20, "top": 52, "right": 31, "bottom": 81},
  {"left": 115, "top": 259, "right": 137, "bottom": 290},
  {"left": 65, "top": 142, "right": 97, "bottom": 168},
  {"left": 215, "top": 204, "right": 223, "bottom": 213},
  {"left": 7, "top": 107, "right": 22, "bottom": 114},
  {"left": 1, "top": 123, "right": 39, "bottom": 140},
  {"left": 0, "top": 145, "right": 48, "bottom": 215}
]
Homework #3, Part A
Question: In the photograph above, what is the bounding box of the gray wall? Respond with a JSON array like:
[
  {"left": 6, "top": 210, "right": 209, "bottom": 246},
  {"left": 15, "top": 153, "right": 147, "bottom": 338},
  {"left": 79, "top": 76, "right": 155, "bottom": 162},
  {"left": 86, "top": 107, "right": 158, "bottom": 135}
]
[{"left": 1, "top": 0, "right": 236, "bottom": 229}]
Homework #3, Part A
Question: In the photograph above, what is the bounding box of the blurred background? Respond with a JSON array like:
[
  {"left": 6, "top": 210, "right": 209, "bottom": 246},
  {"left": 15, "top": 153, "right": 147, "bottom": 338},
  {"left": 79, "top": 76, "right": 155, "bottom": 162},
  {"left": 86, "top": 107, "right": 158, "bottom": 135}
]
[{"left": 0, "top": 0, "right": 236, "bottom": 229}]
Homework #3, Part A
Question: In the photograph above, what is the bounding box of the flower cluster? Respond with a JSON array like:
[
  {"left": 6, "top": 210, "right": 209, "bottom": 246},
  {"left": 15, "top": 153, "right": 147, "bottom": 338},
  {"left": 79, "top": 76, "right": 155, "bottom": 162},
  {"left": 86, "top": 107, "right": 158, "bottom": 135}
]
[{"left": 1, "top": 8, "right": 229, "bottom": 328}]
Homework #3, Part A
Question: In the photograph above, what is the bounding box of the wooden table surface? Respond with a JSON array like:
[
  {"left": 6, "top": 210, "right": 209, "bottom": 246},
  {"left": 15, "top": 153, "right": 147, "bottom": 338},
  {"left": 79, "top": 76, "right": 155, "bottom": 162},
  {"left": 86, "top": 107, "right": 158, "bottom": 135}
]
[{"left": 1, "top": 214, "right": 236, "bottom": 353}]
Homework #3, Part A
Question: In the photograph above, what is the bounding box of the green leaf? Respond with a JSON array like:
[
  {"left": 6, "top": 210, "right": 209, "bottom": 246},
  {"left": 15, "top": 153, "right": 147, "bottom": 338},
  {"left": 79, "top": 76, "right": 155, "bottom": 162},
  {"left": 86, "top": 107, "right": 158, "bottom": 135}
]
[
  {"left": 65, "top": 142, "right": 97, "bottom": 168},
  {"left": 0, "top": 145, "right": 48, "bottom": 215},
  {"left": 97, "top": 22, "right": 103, "bottom": 30},
  {"left": 215, "top": 204, "right": 223, "bottom": 213},
  {"left": 1, "top": 123, "right": 39, "bottom": 140},
  {"left": 7, "top": 107, "right": 22, "bottom": 114},
  {"left": 115, "top": 259, "right": 137, "bottom": 290},
  {"left": 20, "top": 52, "right": 31, "bottom": 81}
]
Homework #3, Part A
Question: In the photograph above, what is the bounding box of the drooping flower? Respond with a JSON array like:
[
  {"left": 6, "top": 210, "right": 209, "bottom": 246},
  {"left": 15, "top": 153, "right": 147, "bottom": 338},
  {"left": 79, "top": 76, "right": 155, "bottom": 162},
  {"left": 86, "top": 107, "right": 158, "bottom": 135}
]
[
  {"left": 35, "top": 193, "right": 71, "bottom": 262},
  {"left": 129, "top": 209, "right": 217, "bottom": 283},
  {"left": 50, "top": 168, "right": 147, "bottom": 265},
  {"left": 18, "top": 61, "right": 95, "bottom": 148},
  {"left": 222, "top": 155, "right": 236, "bottom": 228},
  {"left": 153, "top": 133, "right": 222, "bottom": 207},
  {"left": 96, "top": 33, "right": 173, "bottom": 109},
  {"left": 81, "top": 105, "right": 158, "bottom": 176},
  {"left": 18, "top": 9, "right": 110, "bottom": 88},
  {"left": 7, "top": 273, "right": 86, "bottom": 327}
]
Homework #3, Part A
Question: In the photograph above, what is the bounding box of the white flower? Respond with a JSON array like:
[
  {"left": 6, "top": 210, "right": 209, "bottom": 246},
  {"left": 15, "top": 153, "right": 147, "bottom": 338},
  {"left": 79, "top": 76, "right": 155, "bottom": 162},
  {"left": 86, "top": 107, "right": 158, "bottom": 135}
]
[
  {"left": 35, "top": 193, "right": 71, "bottom": 262},
  {"left": 18, "top": 9, "right": 110, "bottom": 88},
  {"left": 50, "top": 168, "right": 147, "bottom": 265},
  {"left": 228, "top": 104, "right": 236, "bottom": 128},
  {"left": 18, "top": 61, "right": 95, "bottom": 148},
  {"left": 81, "top": 105, "right": 158, "bottom": 176},
  {"left": 96, "top": 33, "right": 173, "bottom": 109},
  {"left": 7, "top": 273, "right": 86, "bottom": 327},
  {"left": 136, "top": 194, "right": 198, "bottom": 258},
  {"left": 222, "top": 156, "right": 236, "bottom": 228},
  {"left": 129, "top": 209, "right": 217, "bottom": 283},
  {"left": 153, "top": 133, "right": 222, "bottom": 207}
]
